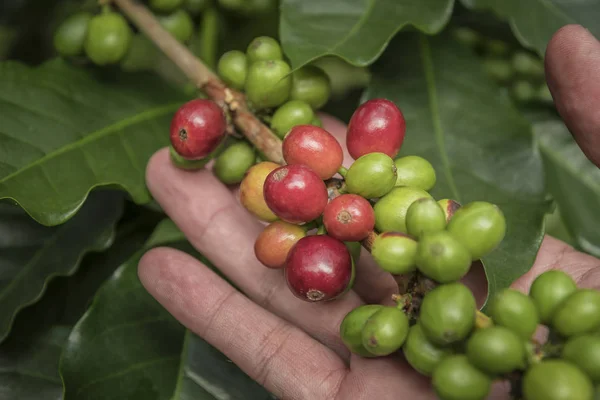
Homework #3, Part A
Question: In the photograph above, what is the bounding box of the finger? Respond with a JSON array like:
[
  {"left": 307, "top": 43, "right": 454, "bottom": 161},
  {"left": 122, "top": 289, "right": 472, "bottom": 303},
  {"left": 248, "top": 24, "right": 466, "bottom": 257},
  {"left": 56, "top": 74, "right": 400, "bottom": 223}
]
[
  {"left": 146, "top": 148, "right": 363, "bottom": 358},
  {"left": 545, "top": 24, "right": 600, "bottom": 167},
  {"left": 138, "top": 247, "right": 347, "bottom": 399}
]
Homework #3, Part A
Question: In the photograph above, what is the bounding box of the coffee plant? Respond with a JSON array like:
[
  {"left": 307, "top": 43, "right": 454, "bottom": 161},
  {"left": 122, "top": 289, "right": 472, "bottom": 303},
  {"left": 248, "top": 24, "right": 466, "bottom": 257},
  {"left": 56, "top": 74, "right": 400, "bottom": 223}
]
[{"left": 0, "top": 0, "right": 599, "bottom": 399}]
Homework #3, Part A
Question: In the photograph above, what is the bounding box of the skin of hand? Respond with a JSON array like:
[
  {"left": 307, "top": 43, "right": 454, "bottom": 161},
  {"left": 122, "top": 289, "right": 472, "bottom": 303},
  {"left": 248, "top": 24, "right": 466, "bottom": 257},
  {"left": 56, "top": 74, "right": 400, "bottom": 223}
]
[{"left": 137, "top": 25, "right": 600, "bottom": 400}]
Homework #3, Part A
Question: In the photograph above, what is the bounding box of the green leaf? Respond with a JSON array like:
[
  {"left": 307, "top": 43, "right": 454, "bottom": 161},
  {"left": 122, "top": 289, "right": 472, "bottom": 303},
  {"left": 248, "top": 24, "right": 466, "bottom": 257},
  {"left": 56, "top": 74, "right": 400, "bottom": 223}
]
[
  {"left": 535, "top": 117, "right": 600, "bottom": 257},
  {"left": 0, "top": 190, "right": 124, "bottom": 343},
  {"left": 279, "top": 0, "right": 455, "bottom": 69},
  {"left": 0, "top": 59, "right": 188, "bottom": 226},
  {"left": 460, "top": 0, "right": 600, "bottom": 57},
  {"left": 61, "top": 219, "right": 271, "bottom": 399},
  {"left": 364, "top": 33, "right": 551, "bottom": 307}
]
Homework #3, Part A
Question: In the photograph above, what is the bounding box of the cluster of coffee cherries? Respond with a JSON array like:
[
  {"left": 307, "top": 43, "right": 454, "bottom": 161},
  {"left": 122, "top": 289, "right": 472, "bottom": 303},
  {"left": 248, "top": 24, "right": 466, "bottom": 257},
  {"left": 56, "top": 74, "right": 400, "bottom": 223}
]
[{"left": 216, "top": 36, "right": 331, "bottom": 136}]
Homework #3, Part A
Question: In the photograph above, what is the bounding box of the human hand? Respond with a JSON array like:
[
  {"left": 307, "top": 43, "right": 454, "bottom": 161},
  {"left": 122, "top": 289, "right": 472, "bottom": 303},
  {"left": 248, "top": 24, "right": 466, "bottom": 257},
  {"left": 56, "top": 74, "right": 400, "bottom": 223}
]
[{"left": 137, "top": 25, "right": 600, "bottom": 399}]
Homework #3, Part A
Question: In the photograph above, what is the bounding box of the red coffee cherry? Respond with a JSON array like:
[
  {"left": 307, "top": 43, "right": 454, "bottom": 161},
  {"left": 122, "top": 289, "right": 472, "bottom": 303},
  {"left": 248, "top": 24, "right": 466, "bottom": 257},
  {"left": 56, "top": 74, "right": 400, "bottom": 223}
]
[
  {"left": 323, "top": 194, "right": 375, "bottom": 241},
  {"left": 254, "top": 221, "right": 306, "bottom": 269},
  {"left": 263, "top": 164, "right": 328, "bottom": 224},
  {"left": 346, "top": 98, "right": 406, "bottom": 159},
  {"left": 285, "top": 235, "right": 354, "bottom": 302},
  {"left": 170, "top": 99, "right": 227, "bottom": 159},
  {"left": 282, "top": 124, "right": 344, "bottom": 180}
]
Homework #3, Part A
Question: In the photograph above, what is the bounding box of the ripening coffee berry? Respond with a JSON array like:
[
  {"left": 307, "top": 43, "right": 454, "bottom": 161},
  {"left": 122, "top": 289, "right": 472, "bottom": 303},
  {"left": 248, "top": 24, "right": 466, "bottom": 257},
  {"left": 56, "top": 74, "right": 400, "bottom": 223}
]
[
  {"left": 340, "top": 304, "right": 383, "bottom": 357},
  {"left": 246, "top": 36, "right": 282, "bottom": 63},
  {"left": 437, "top": 199, "right": 461, "bottom": 223},
  {"left": 432, "top": 355, "right": 492, "bottom": 400},
  {"left": 552, "top": 289, "right": 600, "bottom": 337},
  {"left": 245, "top": 60, "right": 292, "bottom": 110},
  {"left": 522, "top": 360, "right": 594, "bottom": 400},
  {"left": 446, "top": 201, "right": 506, "bottom": 260},
  {"left": 53, "top": 12, "right": 92, "bottom": 57},
  {"left": 270, "top": 100, "right": 315, "bottom": 138},
  {"left": 322, "top": 194, "right": 375, "bottom": 242},
  {"left": 415, "top": 231, "right": 472, "bottom": 283},
  {"left": 149, "top": 0, "right": 183, "bottom": 13},
  {"left": 254, "top": 221, "right": 306, "bottom": 269},
  {"left": 466, "top": 326, "right": 526, "bottom": 375},
  {"left": 170, "top": 99, "right": 227, "bottom": 160},
  {"left": 419, "top": 282, "right": 476, "bottom": 346},
  {"left": 487, "top": 288, "right": 539, "bottom": 340},
  {"left": 213, "top": 140, "right": 256, "bottom": 185},
  {"left": 282, "top": 125, "right": 343, "bottom": 180},
  {"left": 285, "top": 235, "right": 353, "bottom": 302},
  {"left": 361, "top": 307, "right": 409, "bottom": 356},
  {"left": 402, "top": 324, "right": 454, "bottom": 377},
  {"left": 562, "top": 334, "right": 600, "bottom": 383},
  {"left": 346, "top": 98, "right": 406, "bottom": 159},
  {"left": 371, "top": 232, "right": 417, "bottom": 275},
  {"left": 84, "top": 12, "right": 133, "bottom": 65},
  {"left": 528, "top": 270, "right": 577, "bottom": 324},
  {"left": 158, "top": 9, "right": 194, "bottom": 43},
  {"left": 373, "top": 187, "right": 433, "bottom": 233},
  {"left": 290, "top": 65, "right": 331, "bottom": 109},
  {"left": 406, "top": 198, "right": 446, "bottom": 238},
  {"left": 217, "top": 50, "right": 247, "bottom": 90},
  {"left": 263, "top": 164, "right": 328, "bottom": 224},
  {"left": 239, "top": 161, "right": 279, "bottom": 222},
  {"left": 394, "top": 156, "right": 437, "bottom": 191},
  {"left": 345, "top": 153, "right": 397, "bottom": 199}
]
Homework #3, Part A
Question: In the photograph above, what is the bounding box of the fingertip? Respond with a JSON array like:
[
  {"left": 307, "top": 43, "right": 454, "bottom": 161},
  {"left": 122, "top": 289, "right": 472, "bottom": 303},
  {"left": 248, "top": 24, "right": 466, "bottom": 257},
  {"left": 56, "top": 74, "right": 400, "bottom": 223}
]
[
  {"left": 145, "top": 147, "right": 172, "bottom": 193},
  {"left": 137, "top": 246, "right": 178, "bottom": 290}
]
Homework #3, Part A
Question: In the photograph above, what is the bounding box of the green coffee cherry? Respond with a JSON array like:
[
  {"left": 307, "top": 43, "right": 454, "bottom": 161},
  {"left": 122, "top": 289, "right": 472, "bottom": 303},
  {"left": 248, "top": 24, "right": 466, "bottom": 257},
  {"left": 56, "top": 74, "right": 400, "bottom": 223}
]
[
  {"left": 53, "top": 12, "right": 92, "bottom": 57},
  {"left": 245, "top": 60, "right": 292, "bottom": 110},
  {"left": 169, "top": 145, "right": 210, "bottom": 169},
  {"left": 340, "top": 304, "right": 383, "bottom": 357},
  {"left": 432, "top": 355, "right": 492, "bottom": 400},
  {"left": 84, "top": 12, "right": 133, "bottom": 66},
  {"left": 562, "top": 334, "right": 600, "bottom": 383},
  {"left": 120, "top": 34, "right": 161, "bottom": 72},
  {"left": 149, "top": 0, "right": 184, "bottom": 13},
  {"left": 311, "top": 115, "right": 322, "bottom": 127},
  {"left": 446, "top": 201, "right": 506, "bottom": 260},
  {"left": 522, "top": 360, "right": 594, "bottom": 400},
  {"left": 344, "top": 241, "right": 362, "bottom": 264},
  {"left": 371, "top": 232, "right": 417, "bottom": 275},
  {"left": 451, "top": 27, "right": 482, "bottom": 49},
  {"left": 246, "top": 36, "right": 282, "bottom": 63},
  {"left": 512, "top": 51, "right": 544, "bottom": 78},
  {"left": 415, "top": 231, "right": 472, "bottom": 283},
  {"left": 482, "top": 58, "right": 514, "bottom": 83},
  {"left": 345, "top": 153, "right": 397, "bottom": 199},
  {"left": 213, "top": 140, "right": 256, "bottom": 185},
  {"left": 402, "top": 324, "right": 454, "bottom": 377},
  {"left": 419, "top": 282, "right": 476, "bottom": 346},
  {"left": 374, "top": 187, "right": 432, "bottom": 234},
  {"left": 552, "top": 289, "right": 600, "bottom": 337},
  {"left": 466, "top": 326, "right": 526, "bottom": 375},
  {"left": 270, "top": 100, "right": 314, "bottom": 138},
  {"left": 361, "top": 307, "right": 409, "bottom": 356},
  {"left": 512, "top": 80, "right": 536, "bottom": 103},
  {"left": 290, "top": 65, "right": 331, "bottom": 109},
  {"left": 537, "top": 83, "right": 554, "bottom": 103},
  {"left": 406, "top": 198, "right": 446, "bottom": 238},
  {"left": 158, "top": 9, "right": 194, "bottom": 43},
  {"left": 484, "top": 39, "right": 510, "bottom": 57},
  {"left": 488, "top": 288, "right": 539, "bottom": 340},
  {"left": 217, "top": 50, "right": 248, "bottom": 90},
  {"left": 393, "top": 155, "right": 436, "bottom": 191},
  {"left": 529, "top": 270, "right": 577, "bottom": 324},
  {"left": 184, "top": 0, "right": 208, "bottom": 14}
]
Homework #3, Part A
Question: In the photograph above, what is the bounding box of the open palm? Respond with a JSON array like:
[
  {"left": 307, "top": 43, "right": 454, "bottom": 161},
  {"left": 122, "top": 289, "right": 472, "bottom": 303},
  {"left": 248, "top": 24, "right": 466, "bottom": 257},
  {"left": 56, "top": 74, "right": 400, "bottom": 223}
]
[{"left": 137, "top": 25, "right": 600, "bottom": 400}]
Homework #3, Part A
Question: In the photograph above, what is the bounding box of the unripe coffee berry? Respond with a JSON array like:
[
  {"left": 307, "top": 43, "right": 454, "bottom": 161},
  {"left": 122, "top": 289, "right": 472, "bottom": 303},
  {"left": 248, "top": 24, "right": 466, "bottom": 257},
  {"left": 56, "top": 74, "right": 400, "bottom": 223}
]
[
  {"left": 217, "top": 50, "right": 247, "bottom": 90},
  {"left": 402, "top": 324, "right": 454, "bottom": 377},
  {"left": 432, "top": 355, "right": 492, "bottom": 400},
  {"left": 290, "top": 65, "right": 331, "bottom": 110},
  {"left": 254, "top": 221, "right": 306, "bottom": 269},
  {"left": 270, "top": 100, "right": 314, "bottom": 138},
  {"left": 551, "top": 289, "right": 600, "bottom": 337},
  {"left": 361, "top": 307, "right": 409, "bottom": 356},
  {"left": 340, "top": 304, "right": 383, "bottom": 357},
  {"left": 246, "top": 36, "right": 282, "bottom": 63},
  {"left": 345, "top": 152, "right": 397, "bottom": 199},
  {"left": 346, "top": 98, "right": 406, "bottom": 159},
  {"left": 394, "top": 156, "right": 437, "bottom": 191},
  {"left": 406, "top": 198, "right": 446, "bottom": 238},
  {"left": 522, "top": 360, "right": 594, "bottom": 400},
  {"left": 488, "top": 288, "right": 539, "bottom": 340},
  {"left": 214, "top": 140, "right": 256, "bottom": 185},
  {"left": 245, "top": 60, "right": 292, "bottom": 110},
  {"left": 371, "top": 232, "right": 417, "bottom": 275},
  {"left": 54, "top": 12, "right": 92, "bottom": 57},
  {"left": 447, "top": 201, "right": 506, "bottom": 260},
  {"left": 84, "top": 12, "right": 133, "bottom": 66},
  {"left": 282, "top": 125, "right": 343, "bottom": 180},
  {"left": 528, "top": 269, "right": 577, "bottom": 324},
  {"left": 239, "top": 161, "right": 279, "bottom": 222},
  {"left": 562, "top": 334, "right": 600, "bottom": 383},
  {"left": 157, "top": 9, "right": 194, "bottom": 43},
  {"left": 170, "top": 99, "right": 227, "bottom": 160},
  {"left": 438, "top": 199, "right": 461, "bottom": 223},
  {"left": 263, "top": 164, "right": 328, "bottom": 224},
  {"left": 415, "top": 231, "right": 472, "bottom": 283},
  {"left": 285, "top": 235, "right": 353, "bottom": 302},
  {"left": 466, "top": 326, "right": 526, "bottom": 375},
  {"left": 322, "top": 194, "right": 375, "bottom": 242},
  {"left": 374, "top": 187, "right": 432, "bottom": 233}
]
